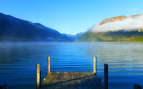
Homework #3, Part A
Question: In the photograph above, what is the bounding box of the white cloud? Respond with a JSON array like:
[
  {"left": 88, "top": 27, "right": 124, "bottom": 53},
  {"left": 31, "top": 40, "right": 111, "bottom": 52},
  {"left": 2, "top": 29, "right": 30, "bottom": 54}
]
[
  {"left": 91, "top": 15, "right": 143, "bottom": 32},
  {"left": 126, "top": 8, "right": 142, "bottom": 12}
]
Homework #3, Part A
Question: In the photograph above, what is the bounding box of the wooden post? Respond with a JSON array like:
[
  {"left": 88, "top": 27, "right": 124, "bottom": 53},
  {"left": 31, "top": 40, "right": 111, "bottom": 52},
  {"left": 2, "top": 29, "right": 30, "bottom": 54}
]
[
  {"left": 48, "top": 56, "right": 51, "bottom": 74},
  {"left": 93, "top": 56, "right": 97, "bottom": 75},
  {"left": 104, "top": 64, "right": 108, "bottom": 89},
  {"left": 36, "top": 64, "right": 40, "bottom": 89}
]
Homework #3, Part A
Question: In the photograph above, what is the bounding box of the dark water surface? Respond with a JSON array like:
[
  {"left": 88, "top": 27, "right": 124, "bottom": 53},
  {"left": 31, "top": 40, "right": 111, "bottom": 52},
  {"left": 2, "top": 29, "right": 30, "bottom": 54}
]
[{"left": 0, "top": 42, "right": 143, "bottom": 89}]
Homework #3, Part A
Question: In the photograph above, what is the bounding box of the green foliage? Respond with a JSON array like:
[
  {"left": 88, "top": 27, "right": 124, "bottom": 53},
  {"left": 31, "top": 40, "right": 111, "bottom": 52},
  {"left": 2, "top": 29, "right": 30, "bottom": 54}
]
[
  {"left": 76, "top": 32, "right": 97, "bottom": 42},
  {"left": 77, "top": 31, "right": 143, "bottom": 42},
  {"left": 128, "top": 36, "right": 143, "bottom": 42}
]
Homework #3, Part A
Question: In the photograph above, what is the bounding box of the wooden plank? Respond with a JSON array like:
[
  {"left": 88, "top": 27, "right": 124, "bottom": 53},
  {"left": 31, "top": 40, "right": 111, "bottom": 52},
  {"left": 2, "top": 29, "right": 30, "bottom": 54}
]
[
  {"left": 43, "top": 72, "right": 94, "bottom": 83},
  {"left": 42, "top": 72, "right": 104, "bottom": 89}
]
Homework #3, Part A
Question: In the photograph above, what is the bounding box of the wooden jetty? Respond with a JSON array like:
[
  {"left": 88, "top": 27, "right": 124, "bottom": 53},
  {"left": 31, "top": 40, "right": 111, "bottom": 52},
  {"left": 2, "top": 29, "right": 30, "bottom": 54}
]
[
  {"left": 41, "top": 72, "right": 103, "bottom": 89},
  {"left": 36, "top": 56, "right": 106, "bottom": 89},
  {"left": 1, "top": 56, "right": 142, "bottom": 89}
]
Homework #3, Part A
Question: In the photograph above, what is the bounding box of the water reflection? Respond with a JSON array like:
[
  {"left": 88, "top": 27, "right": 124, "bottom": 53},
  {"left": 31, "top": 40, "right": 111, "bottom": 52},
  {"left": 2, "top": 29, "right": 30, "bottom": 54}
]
[{"left": 0, "top": 42, "right": 143, "bottom": 89}]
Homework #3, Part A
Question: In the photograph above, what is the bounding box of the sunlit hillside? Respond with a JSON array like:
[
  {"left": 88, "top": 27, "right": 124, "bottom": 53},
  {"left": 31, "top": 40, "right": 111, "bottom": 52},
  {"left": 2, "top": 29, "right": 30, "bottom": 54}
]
[{"left": 78, "top": 14, "right": 143, "bottom": 42}]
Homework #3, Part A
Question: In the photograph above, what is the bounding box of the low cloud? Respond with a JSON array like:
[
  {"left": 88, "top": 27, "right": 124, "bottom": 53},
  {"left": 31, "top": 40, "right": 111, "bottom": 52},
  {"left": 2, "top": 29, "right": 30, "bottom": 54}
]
[{"left": 91, "top": 15, "right": 143, "bottom": 32}]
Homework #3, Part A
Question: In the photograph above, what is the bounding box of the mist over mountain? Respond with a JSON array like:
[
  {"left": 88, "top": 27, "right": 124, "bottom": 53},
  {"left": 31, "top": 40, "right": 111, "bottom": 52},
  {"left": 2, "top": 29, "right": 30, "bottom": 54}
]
[
  {"left": 91, "top": 14, "right": 143, "bottom": 32},
  {"left": 78, "top": 14, "right": 143, "bottom": 42},
  {"left": 0, "top": 13, "right": 73, "bottom": 41}
]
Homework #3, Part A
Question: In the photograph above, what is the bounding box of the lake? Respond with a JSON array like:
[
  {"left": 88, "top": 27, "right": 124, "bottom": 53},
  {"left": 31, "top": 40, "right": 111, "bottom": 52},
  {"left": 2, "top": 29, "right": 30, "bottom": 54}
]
[{"left": 0, "top": 42, "right": 143, "bottom": 89}]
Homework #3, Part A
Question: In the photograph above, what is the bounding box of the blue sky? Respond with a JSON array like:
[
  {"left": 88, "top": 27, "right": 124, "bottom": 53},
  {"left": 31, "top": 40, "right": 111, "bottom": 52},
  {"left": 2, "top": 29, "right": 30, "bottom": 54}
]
[{"left": 0, "top": 0, "right": 143, "bottom": 34}]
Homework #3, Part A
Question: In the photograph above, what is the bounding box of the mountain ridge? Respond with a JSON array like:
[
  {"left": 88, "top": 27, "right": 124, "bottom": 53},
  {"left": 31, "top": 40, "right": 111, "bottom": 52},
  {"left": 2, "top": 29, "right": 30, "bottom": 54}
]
[
  {"left": 78, "top": 14, "right": 143, "bottom": 42},
  {"left": 0, "top": 12, "right": 73, "bottom": 41}
]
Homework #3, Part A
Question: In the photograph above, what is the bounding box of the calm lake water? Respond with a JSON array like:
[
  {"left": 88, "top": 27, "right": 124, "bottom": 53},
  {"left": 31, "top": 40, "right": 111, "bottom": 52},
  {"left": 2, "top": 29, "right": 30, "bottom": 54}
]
[{"left": 0, "top": 42, "right": 143, "bottom": 89}]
